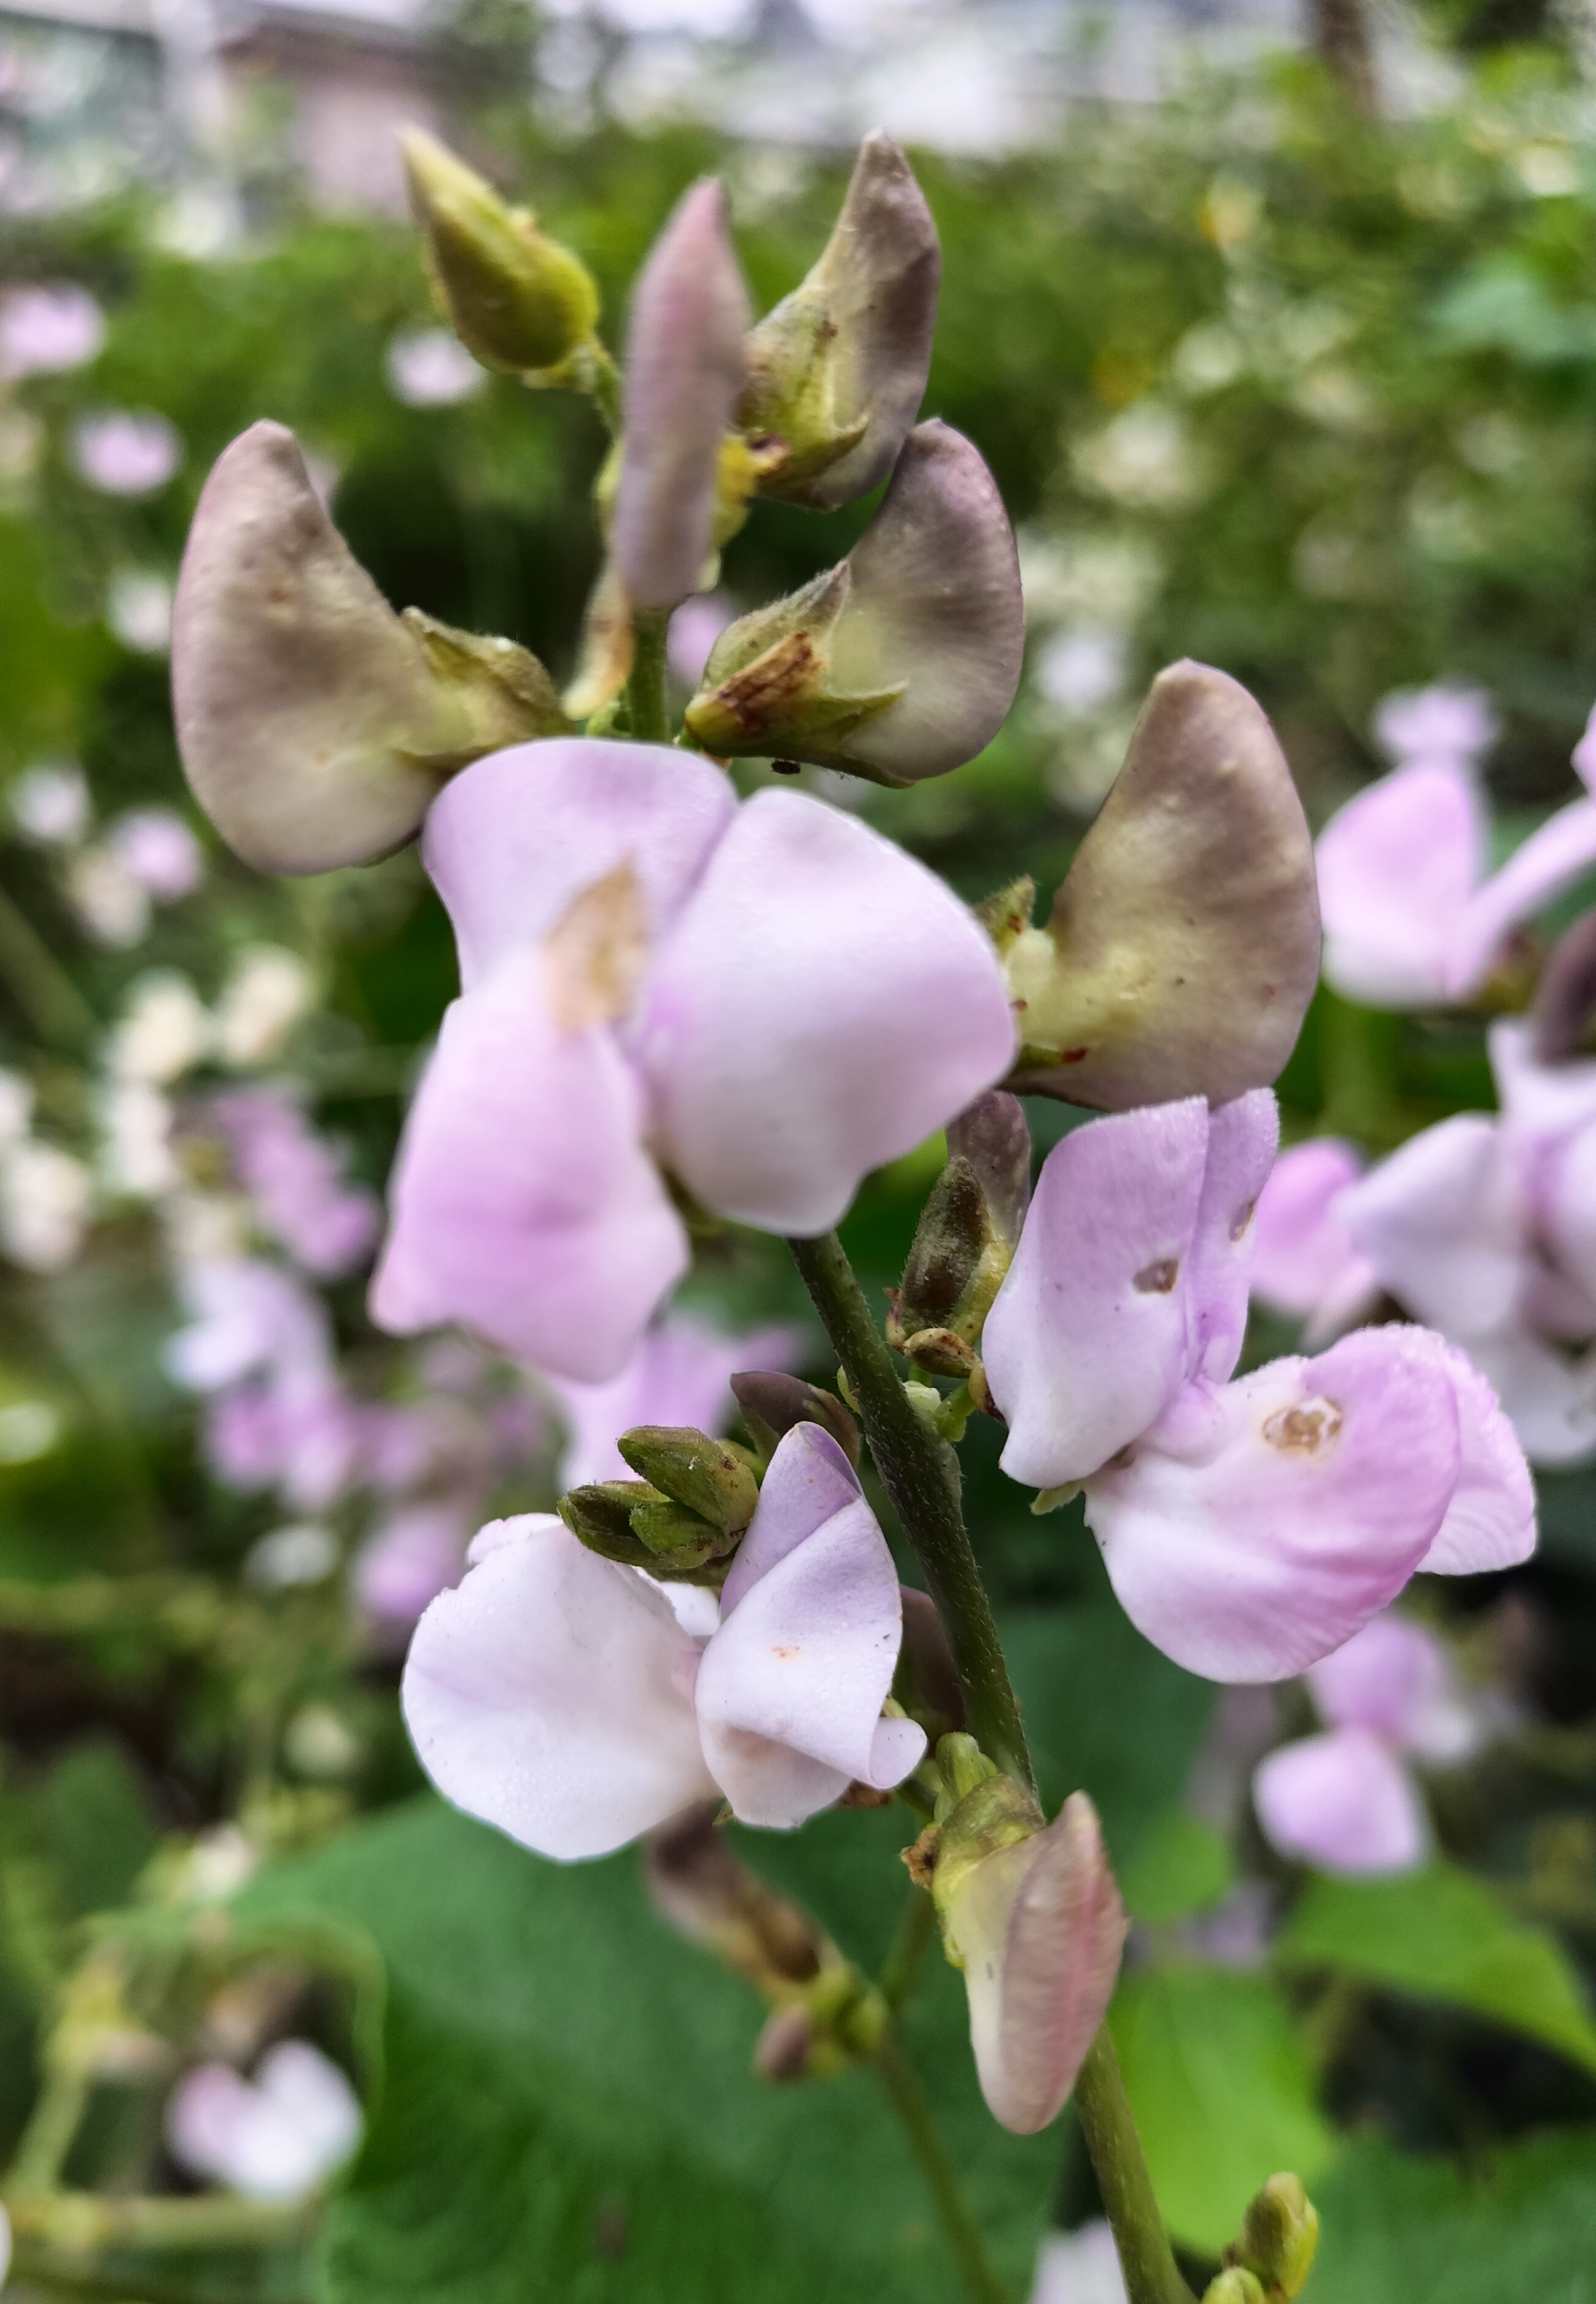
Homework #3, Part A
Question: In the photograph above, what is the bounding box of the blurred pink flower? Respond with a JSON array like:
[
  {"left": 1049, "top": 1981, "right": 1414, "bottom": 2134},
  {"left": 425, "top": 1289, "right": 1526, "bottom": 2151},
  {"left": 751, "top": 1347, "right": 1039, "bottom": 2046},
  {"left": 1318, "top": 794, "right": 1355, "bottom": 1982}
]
[
  {"left": 1253, "top": 1611, "right": 1477, "bottom": 1874},
  {"left": 384, "top": 327, "right": 483, "bottom": 407},
  {"left": 107, "top": 809, "right": 202, "bottom": 900},
  {"left": 550, "top": 1306, "right": 800, "bottom": 1487},
  {"left": 166, "top": 2041, "right": 360, "bottom": 2202},
  {"left": 214, "top": 1088, "right": 379, "bottom": 1279},
  {"left": 72, "top": 410, "right": 181, "bottom": 496},
  {"left": 0, "top": 283, "right": 104, "bottom": 378},
  {"left": 355, "top": 1498, "right": 477, "bottom": 1628},
  {"left": 666, "top": 593, "right": 736, "bottom": 688},
  {"left": 1029, "top": 2223, "right": 1126, "bottom": 2304}
]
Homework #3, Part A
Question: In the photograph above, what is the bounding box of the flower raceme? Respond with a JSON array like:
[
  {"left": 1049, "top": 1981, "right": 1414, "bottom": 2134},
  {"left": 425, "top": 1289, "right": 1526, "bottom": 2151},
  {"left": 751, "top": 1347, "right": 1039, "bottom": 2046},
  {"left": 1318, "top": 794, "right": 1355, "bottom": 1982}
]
[
  {"left": 367, "top": 738, "right": 1016, "bottom": 1383},
  {"left": 401, "top": 1422, "right": 927, "bottom": 1858},
  {"left": 1253, "top": 1609, "right": 1479, "bottom": 1876},
  {"left": 1317, "top": 683, "right": 1596, "bottom": 1009},
  {"left": 981, "top": 1092, "right": 1535, "bottom": 1682}
]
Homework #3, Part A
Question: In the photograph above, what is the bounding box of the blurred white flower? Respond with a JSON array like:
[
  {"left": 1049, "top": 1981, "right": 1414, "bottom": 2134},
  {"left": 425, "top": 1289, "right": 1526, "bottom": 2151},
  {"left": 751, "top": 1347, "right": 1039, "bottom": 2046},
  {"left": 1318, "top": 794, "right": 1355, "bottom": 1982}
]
[
  {"left": 384, "top": 327, "right": 483, "bottom": 407},
  {"left": 108, "top": 809, "right": 203, "bottom": 900},
  {"left": 1073, "top": 402, "right": 1210, "bottom": 510},
  {"left": 166, "top": 2040, "right": 362, "bottom": 2202},
  {"left": 1172, "top": 321, "right": 1245, "bottom": 395},
  {"left": 1034, "top": 628, "right": 1127, "bottom": 716},
  {"left": 72, "top": 409, "right": 182, "bottom": 496},
  {"left": 215, "top": 948, "right": 314, "bottom": 1068},
  {"left": 0, "top": 1140, "right": 92, "bottom": 1271},
  {"left": 176, "top": 1824, "right": 259, "bottom": 1903},
  {"left": 68, "top": 848, "right": 149, "bottom": 946},
  {"left": 246, "top": 1521, "right": 339, "bottom": 1589},
  {"left": 110, "top": 972, "right": 211, "bottom": 1084},
  {"left": 164, "top": 1188, "right": 252, "bottom": 1272},
  {"left": 106, "top": 571, "right": 174, "bottom": 655},
  {"left": 11, "top": 760, "right": 89, "bottom": 847},
  {"left": 284, "top": 1703, "right": 362, "bottom": 1778},
  {"left": 0, "top": 282, "right": 104, "bottom": 378},
  {"left": 99, "top": 1081, "right": 179, "bottom": 1199},
  {"left": 1029, "top": 2222, "right": 1126, "bottom": 2304},
  {"left": 0, "top": 1398, "right": 63, "bottom": 1462}
]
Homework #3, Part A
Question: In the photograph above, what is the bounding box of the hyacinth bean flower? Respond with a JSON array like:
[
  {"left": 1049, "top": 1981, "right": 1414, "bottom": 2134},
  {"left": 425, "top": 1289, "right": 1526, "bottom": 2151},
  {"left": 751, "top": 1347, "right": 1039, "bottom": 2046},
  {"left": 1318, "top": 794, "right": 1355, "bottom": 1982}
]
[
  {"left": 1253, "top": 1610, "right": 1477, "bottom": 1875},
  {"left": 403, "top": 1423, "right": 926, "bottom": 1858},
  {"left": 214, "top": 1087, "right": 379, "bottom": 1280},
  {"left": 165, "top": 2041, "right": 362, "bottom": 2203},
  {"left": 1317, "top": 687, "right": 1596, "bottom": 1008},
  {"left": 1259, "top": 1022, "right": 1596, "bottom": 1464},
  {"left": 612, "top": 179, "right": 750, "bottom": 611},
  {"left": 981, "top": 1093, "right": 1535, "bottom": 1681},
  {"left": 549, "top": 1306, "right": 800, "bottom": 1488},
  {"left": 369, "top": 738, "right": 1016, "bottom": 1384}
]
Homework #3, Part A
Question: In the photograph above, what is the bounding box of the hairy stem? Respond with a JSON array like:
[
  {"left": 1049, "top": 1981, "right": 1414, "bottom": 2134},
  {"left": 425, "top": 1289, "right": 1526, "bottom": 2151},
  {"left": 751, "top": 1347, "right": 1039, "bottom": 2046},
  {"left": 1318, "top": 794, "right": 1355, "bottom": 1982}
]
[
  {"left": 1073, "top": 2034, "right": 1194, "bottom": 2304},
  {"left": 785, "top": 1229, "right": 1031, "bottom": 1788},
  {"left": 626, "top": 609, "right": 671, "bottom": 745},
  {"left": 876, "top": 2033, "right": 1011, "bottom": 2304}
]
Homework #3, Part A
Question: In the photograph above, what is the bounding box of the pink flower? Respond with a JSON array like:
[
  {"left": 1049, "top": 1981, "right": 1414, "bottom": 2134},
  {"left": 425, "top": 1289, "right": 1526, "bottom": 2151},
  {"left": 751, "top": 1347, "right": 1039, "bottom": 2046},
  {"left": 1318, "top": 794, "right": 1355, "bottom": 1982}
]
[
  {"left": 166, "top": 2041, "right": 360, "bottom": 2202},
  {"left": 107, "top": 809, "right": 203, "bottom": 900},
  {"left": 1250, "top": 1138, "right": 1379, "bottom": 1341},
  {"left": 214, "top": 1088, "right": 379, "bottom": 1279},
  {"left": 0, "top": 284, "right": 104, "bottom": 378},
  {"left": 402, "top": 1422, "right": 927, "bottom": 1859},
  {"left": 1317, "top": 687, "right": 1596, "bottom": 1008},
  {"left": 72, "top": 410, "right": 181, "bottom": 496},
  {"left": 1253, "top": 1611, "right": 1477, "bottom": 1874},
  {"left": 550, "top": 1307, "right": 801, "bottom": 1487},
  {"left": 981, "top": 1094, "right": 1535, "bottom": 1681},
  {"left": 1333, "top": 1021, "right": 1596, "bottom": 1465},
  {"left": 369, "top": 739, "right": 1016, "bottom": 1384},
  {"left": 355, "top": 1497, "right": 477, "bottom": 1628}
]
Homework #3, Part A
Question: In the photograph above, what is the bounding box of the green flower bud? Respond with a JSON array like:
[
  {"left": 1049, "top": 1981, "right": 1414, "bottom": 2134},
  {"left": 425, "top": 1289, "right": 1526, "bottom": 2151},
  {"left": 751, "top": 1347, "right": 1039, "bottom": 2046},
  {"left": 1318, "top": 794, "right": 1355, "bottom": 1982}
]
[
  {"left": 173, "top": 421, "right": 567, "bottom": 874},
  {"left": 1005, "top": 661, "right": 1320, "bottom": 1109},
  {"left": 1234, "top": 2173, "right": 1320, "bottom": 2300},
  {"left": 888, "top": 1093, "right": 1031, "bottom": 1374},
  {"left": 683, "top": 419, "right": 1021, "bottom": 786},
  {"left": 617, "top": 1424, "right": 761, "bottom": 1532},
  {"left": 730, "top": 1372, "right": 862, "bottom": 1469},
  {"left": 400, "top": 126, "right": 599, "bottom": 377},
  {"left": 741, "top": 130, "right": 940, "bottom": 512},
  {"left": 626, "top": 1498, "right": 735, "bottom": 1571},
  {"left": 1204, "top": 2273, "right": 1268, "bottom": 2304},
  {"left": 558, "top": 1480, "right": 664, "bottom": 1567}
]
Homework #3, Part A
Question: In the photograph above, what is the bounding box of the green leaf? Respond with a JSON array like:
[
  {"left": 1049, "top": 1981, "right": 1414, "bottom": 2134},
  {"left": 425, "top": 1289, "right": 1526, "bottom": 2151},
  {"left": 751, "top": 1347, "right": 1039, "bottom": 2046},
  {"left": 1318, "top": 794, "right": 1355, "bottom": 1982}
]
[
  {"left": 40, "top": 1739, "right": 158, "bottom": 1917},
  {"left": 1108, "top": 1964, "right": 1335, "bottom": 2252},
  {"left": 1279, "top": 1862, "right": 1596, "bottom": 2078},
  {"left": 1307, "top": 2126, "right": 1596, "bottom": 2303},
  {"left": 239, "top": 1797, "right": 1056, "bottom": 2304},
  {"left": 1118, "top": 1813, "right": 1233, "bottom": 1926},
  {"left": 1002, "top": 1601, "right": 1217, "bottom": 1867}
]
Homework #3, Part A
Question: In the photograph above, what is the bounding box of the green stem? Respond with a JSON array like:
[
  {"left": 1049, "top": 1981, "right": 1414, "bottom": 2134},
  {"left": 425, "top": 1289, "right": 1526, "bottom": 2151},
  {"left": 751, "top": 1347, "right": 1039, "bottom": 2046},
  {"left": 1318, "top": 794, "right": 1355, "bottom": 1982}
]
[
  {"left": 785, "top": 1227, "right": 1193, "bottom": 2304},
  {"left": 626, "top": 609, "right": 671, "bottom": 745},
  {"left": 6, "top": 2188, "right": 314, "bottom": 2252},
  {"left": 1073, "top": 2034, "right": 1194, "bottom": 2304},
  {"left": 878, "top": 1882, "right": 936, "bottom": 2012},
  {"left": 876, "top": 2032, "right": 1011, "bottom": 2304},
  {"left": 785, "top": 1230, "right": 1031, "bottom": 1789},
  {"left": 0, "top": 884, "right": 97, "bottom": 1051},
  {"left": 10, "top": 2069, "right": 89, "bottom": 2196}
]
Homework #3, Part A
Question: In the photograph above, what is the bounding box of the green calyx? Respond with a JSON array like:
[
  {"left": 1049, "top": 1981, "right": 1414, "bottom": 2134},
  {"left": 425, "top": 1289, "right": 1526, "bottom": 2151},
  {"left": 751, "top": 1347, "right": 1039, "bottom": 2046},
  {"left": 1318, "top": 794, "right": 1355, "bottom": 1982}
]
[
  {"left": 1227, "top": 2173, "right": 1320, "bottom": 2301},
  {"left": 558, "top": 1477, "right": 741, "bottom": 1583},
  {"left": 617, "top": 1425, "right": 761, "bottom": 1533},
  {"left": 682, "top": 563, "right": 906, "bottom": 774}
]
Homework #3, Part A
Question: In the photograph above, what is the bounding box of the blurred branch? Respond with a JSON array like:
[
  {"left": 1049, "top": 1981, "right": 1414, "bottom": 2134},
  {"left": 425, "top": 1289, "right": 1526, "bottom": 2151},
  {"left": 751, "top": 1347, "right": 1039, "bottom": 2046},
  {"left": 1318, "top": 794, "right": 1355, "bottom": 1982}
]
[
  {"left": 0, "top": 886, "right": 98, "bottom": 1054},
  {"left": 1308, "top": 0, "right": 1379, "bottom": 113}
]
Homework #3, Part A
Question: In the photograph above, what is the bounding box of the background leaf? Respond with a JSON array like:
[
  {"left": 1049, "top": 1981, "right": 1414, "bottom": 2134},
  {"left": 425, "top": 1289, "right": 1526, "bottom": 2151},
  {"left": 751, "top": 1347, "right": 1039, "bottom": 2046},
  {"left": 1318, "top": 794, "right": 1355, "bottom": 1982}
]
[
  {"left": 1281, "top": 1864, "right": 1596, "bottom": 2078},
  {"left": 1108, "top": 1964, "right": 1335, "bottom": 2252}
]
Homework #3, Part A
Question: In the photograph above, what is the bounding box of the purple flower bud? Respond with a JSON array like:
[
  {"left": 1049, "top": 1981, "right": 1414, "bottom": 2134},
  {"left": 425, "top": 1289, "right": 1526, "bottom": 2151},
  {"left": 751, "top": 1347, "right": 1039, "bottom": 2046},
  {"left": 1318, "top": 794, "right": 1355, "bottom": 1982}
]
[
  {"left": 741, "top": 130, "right": 939, "bottom": 512},
  {"left": 613, "top": 181, "right": 750, "bottom": 611},
  {"left": 1006, "top": 663, "right": 1320, "bottom": 1110}
]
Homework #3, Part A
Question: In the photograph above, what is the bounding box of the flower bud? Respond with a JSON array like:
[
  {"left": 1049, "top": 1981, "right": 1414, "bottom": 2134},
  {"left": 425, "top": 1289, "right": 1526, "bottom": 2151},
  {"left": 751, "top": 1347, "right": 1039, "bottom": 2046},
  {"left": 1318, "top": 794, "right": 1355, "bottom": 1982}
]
[
  {"left": 400, "top": 127, "right": 599, "bottom": 377},
  {"left": 683, "top": 420, "right": 1022, "bottom": 785},
  {"left": 1532, "top": 909, "right": 1596, "bottom": 1063},
  {"left": 1232, "top": 2173, "right": 1320, "bottom": 2300},
  {"left": 933, "top": 1783, "right": 1126, "bottom": 2135},
  {"left": 559, "top": 1479, "right": 734, "bottom": 1579},
  {"left": 730, "top": 1371, "right": 861, "bottom": 1469},
  {"left": 645, "top": 1804, "right": 827, "bottom": 1992},
  {"left": 1005, "top": 662, "right": 1320, "bottom": 1109},
  {"left": 173, "top": 422, "right": 567, "bottom": 874},
  {"left": 617, "top": 1425, "right": 761, "bottom": 1531},
  {"left": 613, "top": 180, "right": 750, "bottom": 610},
  {"left": 740, "top": 130, "right": 939, "bottom": 512},
  {"left": 1204, "top": 2274, "right": 1267, "bottom": 2304},
  {"left": 558, "top": 1479, "right": 664, "bottom": 1567},
  {"left": 888, "top": 1093, "right": 1031, "bottom": 1374},
  {"left": 753, "top": 2001, "right": 815, "bottom": 2081}
]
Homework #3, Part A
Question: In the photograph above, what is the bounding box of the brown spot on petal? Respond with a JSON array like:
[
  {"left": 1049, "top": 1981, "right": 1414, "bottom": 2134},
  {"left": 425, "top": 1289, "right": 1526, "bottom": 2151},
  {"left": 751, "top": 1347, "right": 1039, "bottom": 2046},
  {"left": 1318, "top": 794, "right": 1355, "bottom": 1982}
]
[
  {"left": 1229, "top": 1197, "right": 1257, "bottom": 1244},
  {"left": 1133, "top": 1258, "right": 1180, "bottom": 1294},
  {"left": 543, "top": 859, "right": 650, "bottom": 1031},
  {"left": 1263, "top": 1396, "right": 1344, "bottom": 1455}
]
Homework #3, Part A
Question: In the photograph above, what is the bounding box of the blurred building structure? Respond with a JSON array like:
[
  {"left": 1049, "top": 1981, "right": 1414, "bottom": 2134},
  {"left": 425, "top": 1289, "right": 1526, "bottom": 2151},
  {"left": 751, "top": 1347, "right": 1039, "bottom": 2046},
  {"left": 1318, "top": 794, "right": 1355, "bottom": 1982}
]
[{"left": 0, "top": 0, "right": 1404, "bottom": 219}]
